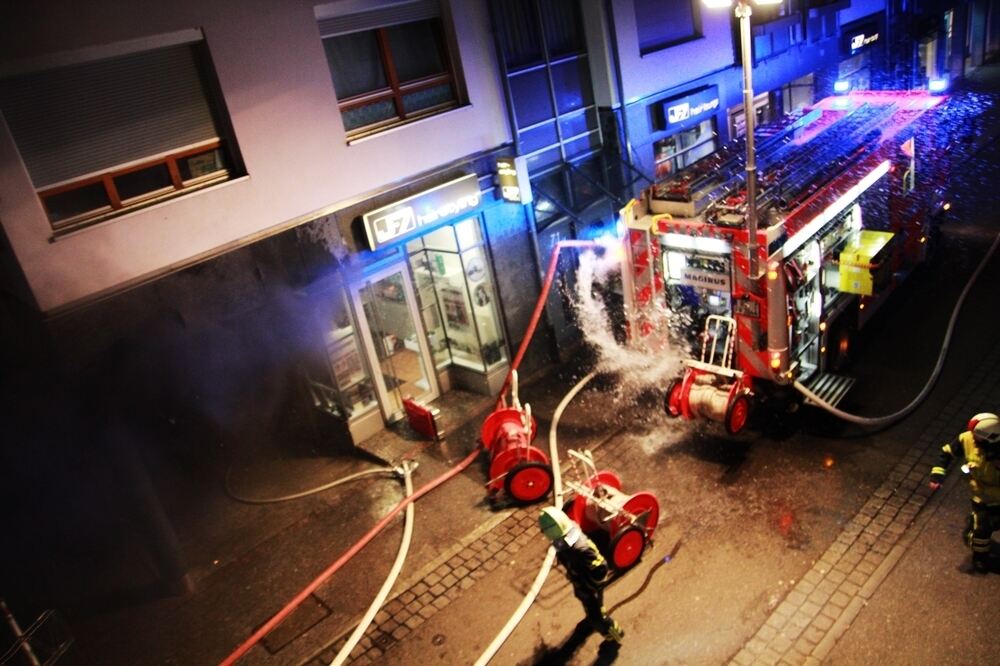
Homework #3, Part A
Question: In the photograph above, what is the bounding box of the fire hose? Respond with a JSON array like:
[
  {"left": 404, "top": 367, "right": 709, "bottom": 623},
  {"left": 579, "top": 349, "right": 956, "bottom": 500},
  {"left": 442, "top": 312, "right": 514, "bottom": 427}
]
[
  {"left": 224, "top": 240, "right": 603, "bottom": 664},
  {"left": 224, "top": 467, "right": 397, "bottom": 504},
  {"left": 329, "top": 461, "right": 415, "bottom": 666},
  {"left": 795, "top": 229, "right": 1000, "bottom": 426},
  {"left": 219, "top": 448, "right": 479, "bottom": 665},
  {"left": 474, "top": 371, "right": 596, "bottom": 666}
]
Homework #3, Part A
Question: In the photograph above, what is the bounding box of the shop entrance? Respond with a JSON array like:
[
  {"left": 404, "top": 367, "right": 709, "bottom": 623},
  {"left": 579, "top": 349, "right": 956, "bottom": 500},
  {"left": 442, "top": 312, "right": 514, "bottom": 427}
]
[{"left": 350, "top": 263, "right": 438, "bottom": 422}]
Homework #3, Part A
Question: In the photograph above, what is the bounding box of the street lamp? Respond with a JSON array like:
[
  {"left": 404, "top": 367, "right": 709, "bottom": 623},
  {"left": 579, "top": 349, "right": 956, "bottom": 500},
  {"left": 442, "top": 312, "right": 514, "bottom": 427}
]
[{"left": 702, "top": 0, "right": 782, "bottom": 278}]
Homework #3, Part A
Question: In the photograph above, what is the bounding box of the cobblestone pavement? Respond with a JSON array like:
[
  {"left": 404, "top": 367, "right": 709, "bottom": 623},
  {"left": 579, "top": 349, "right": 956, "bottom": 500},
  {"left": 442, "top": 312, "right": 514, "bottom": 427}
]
[
  {"left": 304, "top": 407, "right": 629, "bottom": 664},
  {"left": 731, "top": 342, "right": 1000, "bottom": 666}
]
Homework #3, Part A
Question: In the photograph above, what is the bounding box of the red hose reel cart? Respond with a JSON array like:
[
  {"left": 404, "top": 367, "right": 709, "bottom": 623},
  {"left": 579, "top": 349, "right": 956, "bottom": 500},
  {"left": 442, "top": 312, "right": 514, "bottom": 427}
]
[
  {"left": 564, "top": 449, "right": 660, "bottom": 571},
  {"left": 480, "top": 372, "right": 553, "bottom": 504}
]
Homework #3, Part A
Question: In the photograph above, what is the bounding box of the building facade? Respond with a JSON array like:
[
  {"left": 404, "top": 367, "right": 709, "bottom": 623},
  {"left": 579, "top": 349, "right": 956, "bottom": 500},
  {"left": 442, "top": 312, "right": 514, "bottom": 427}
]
[{"left": 1, "top": 0, "right": 998, "bottom": 590}]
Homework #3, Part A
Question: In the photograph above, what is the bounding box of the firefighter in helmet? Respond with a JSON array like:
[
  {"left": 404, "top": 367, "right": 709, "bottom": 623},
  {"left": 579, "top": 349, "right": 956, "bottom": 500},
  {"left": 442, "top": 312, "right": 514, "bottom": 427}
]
[
  {"left": 538, "top": 506, "right": 624, "bottom": 644},
  {"left": 929, "top": 413, "right": 1000, "bottom": 573}
]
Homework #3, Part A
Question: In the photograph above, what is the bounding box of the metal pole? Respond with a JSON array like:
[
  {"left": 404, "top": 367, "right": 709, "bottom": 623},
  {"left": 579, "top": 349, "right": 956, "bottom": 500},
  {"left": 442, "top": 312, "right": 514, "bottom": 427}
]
[
  {"left": 0, "top": 599, "right": 42, "bottom": 666},
  {"left": 736, "top": 0, "right": 760, "bottom": 278}
]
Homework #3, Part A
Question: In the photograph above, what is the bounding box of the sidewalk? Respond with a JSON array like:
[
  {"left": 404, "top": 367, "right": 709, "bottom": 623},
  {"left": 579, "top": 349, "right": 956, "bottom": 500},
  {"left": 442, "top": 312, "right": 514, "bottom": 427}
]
[{"left": 730, "top": 58, "right": 1000, "bottom": 666}]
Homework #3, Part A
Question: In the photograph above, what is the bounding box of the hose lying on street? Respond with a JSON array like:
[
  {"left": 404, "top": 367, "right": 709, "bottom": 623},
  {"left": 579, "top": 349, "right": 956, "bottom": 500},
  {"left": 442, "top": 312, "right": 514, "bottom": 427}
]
[
  {"left": 795, "top": 229, "right": 1000, "bottom": 426},
  {"left": 474, "top": 371, "right": 597, "bottom": 666},
  {"left": 224, "top": 466, "right": 397, "bottom": 504},
  {"left": 329, "top": 461, "right": 415, "bottom": 666},
  {"left": 219, "top": 447, "right": 480, "bottom": 666}
]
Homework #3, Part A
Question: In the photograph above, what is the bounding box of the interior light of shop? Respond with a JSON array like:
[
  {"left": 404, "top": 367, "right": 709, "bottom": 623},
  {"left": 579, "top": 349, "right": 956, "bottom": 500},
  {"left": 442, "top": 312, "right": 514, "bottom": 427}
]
[
  {"left": 834, "top": 80, "right": 851, "bottom": 93},
  {"left": 928, "top": 78, "right": 949, "bottom": 93}
]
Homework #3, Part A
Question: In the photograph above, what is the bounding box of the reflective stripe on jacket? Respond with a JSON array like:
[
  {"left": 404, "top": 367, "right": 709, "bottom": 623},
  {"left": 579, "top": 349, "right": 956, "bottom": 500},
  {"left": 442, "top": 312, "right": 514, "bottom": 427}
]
[{"left": 933, "top": 431, "right": 1000, "bottom": 504}]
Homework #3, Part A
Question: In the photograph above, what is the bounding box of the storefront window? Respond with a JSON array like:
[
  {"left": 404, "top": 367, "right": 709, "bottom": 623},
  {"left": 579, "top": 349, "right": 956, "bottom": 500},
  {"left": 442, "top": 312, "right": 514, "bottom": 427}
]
[
  {"left": 407, "top": 217, "right": 507, "bottom": 372},
  {"left": 653, "top": 118, "right": 718, "bottom": 179},
  {"left": 314, "top": 288, "right": 378, "bottom": 420},
  {"left": 838, "top": 53, "right": 871, "bottom": 91}
]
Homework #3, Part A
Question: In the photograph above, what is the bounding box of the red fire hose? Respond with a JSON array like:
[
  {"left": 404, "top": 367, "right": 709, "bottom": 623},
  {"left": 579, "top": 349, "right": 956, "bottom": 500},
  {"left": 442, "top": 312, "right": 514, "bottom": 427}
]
[
  {"left": 219, "top": 448, "right": 480, "bottom": 665},
  {"left": 496, "top": 240, "right": 601, "bottom": 409}
]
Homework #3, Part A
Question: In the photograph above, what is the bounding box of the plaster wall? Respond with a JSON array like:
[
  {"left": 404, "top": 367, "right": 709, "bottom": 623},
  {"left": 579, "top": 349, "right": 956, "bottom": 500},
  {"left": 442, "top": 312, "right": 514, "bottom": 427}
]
[{"left": 0, "top": 0, "right": 510, "bottom": 313}]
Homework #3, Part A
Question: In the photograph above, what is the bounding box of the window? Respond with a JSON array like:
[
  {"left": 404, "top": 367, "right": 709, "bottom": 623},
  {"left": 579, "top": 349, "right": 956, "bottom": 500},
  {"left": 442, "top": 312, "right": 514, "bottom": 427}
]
[
  {"left": 406, "top": 218, "right": 507, "bottom": 372},
  {"left": 318, "top": 1, "right": 461, "bottom": 139},
  {"left": 653, "top": 119, "right": 718, "bottom": 180},
  {"left": 0, "top": 35, "right": 239, "bottom": 233},
  {"left": 634, "top": 0, "right": 701, "bottom": 54},
  {"left": 750, "top": 0, "right": 800, "bottom": 25},
  {"left": 490, "top": 0, "right": 600, "bottom": 172}
]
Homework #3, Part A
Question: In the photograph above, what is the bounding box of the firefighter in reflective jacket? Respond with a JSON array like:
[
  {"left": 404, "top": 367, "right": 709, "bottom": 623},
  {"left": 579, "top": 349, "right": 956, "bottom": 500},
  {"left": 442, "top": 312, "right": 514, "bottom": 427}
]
[
  {"left": 538, "top": 507, "right": 624, "bottom": 643},
  {"left": 930, "top": 413, "right": 1000, "bottom": 573}
]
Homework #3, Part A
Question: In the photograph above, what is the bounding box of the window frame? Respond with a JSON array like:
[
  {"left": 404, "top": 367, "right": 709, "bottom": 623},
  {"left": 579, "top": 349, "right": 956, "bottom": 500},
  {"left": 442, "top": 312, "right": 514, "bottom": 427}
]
[
  {"left": 634, "top": 0, "right": 703, "bottom": 56},
  {"left": 0, "top": 34, "right": 241, "bottom": 235},
  {"left": 324, "top": 18, "right": 461, "bottom": 139},
  {"left": 37, "top": 139, "right": 230, "bottom": 231}
]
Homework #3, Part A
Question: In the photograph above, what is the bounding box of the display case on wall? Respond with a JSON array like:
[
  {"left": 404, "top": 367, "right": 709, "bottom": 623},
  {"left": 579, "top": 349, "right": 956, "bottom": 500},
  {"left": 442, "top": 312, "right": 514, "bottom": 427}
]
[
  {"left": 307, "top": 286, "right": 383, "bottom": 444},
  {"left": 326, "top": 326, "right": 377, "bottom": 417}
]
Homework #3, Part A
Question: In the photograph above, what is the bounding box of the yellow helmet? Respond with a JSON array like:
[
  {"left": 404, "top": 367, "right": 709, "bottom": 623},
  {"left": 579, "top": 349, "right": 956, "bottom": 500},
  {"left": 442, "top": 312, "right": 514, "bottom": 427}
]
[{"left": 539, "top": 507, "right": 576, "bottom": 541}]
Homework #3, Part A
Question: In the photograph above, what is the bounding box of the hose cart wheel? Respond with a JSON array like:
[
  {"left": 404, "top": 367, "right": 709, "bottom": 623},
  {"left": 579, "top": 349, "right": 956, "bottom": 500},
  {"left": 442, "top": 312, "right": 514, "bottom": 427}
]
[
  {"left": 664, "top": 379, "right": 683, "bottom": 418},
  {"left": 609, "top": 526, "right": 646, "bottom": 570},
  {"left": 610, "top": 490, "right": 659, "bottom": 570},
  {"left": 725, "top": 394, "right": 751, "bottom": 435},
  {"left": 504, "top": 460, "right": 553, "bottom": 504}
]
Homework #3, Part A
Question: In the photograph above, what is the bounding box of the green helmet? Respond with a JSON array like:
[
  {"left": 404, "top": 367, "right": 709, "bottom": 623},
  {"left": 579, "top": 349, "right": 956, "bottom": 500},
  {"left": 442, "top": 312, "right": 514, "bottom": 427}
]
[{"left": 539, "top": 506, "right": 575, "bottom": 541}]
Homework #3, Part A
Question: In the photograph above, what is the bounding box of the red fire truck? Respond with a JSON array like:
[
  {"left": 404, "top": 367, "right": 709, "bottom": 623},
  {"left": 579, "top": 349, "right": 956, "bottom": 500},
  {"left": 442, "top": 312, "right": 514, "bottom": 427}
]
[{"left": 620, "top": 90, "right": 969, "bottom": 434}]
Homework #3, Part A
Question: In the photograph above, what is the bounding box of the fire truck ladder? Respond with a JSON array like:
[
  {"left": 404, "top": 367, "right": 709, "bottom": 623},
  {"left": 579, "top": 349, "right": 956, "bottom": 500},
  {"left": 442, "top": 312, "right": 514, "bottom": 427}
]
[{"left": 756, "top": 102, "right": 899, "bottom": 210}]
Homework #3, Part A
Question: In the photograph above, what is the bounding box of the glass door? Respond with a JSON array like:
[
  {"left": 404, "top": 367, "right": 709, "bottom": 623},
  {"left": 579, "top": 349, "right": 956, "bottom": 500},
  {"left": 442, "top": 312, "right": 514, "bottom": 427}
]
[{"left": 350, "top": 263, "right": 438, "bottom": 422}]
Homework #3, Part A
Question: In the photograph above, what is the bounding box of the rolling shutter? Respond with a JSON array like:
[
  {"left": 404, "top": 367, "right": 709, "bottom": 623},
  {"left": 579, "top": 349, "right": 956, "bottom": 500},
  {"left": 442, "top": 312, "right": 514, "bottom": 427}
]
[
  {"left": 317, "top": 0, "right": 440, "bottom": 37},
  {"left": 0, "top": 42, "right": 218, "bottom": 188}
]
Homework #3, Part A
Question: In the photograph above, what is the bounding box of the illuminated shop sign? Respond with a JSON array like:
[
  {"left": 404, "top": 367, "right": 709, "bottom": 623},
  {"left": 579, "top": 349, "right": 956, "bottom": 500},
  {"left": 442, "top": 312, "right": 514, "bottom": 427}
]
[
  {"left": 362, "top": 174, "right": 481, "bottom": 250},
  {"left": 496, "top": 155, "right": 532, "bottom": 204},
  {"left": 658, "top": 86, "right": 720, "bottom": 132},
  {"left": 841, "top": 17, "right": 882, "bottom": 55},
  {"left": 668, "top": 98, "right": 719, "bottom": 124}
]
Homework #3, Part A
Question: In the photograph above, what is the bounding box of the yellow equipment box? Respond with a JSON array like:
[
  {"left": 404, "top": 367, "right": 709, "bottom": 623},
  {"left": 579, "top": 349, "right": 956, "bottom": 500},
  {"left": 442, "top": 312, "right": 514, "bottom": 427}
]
[{"left": 838, "top": 230, "right": 895, "bottom": 295}]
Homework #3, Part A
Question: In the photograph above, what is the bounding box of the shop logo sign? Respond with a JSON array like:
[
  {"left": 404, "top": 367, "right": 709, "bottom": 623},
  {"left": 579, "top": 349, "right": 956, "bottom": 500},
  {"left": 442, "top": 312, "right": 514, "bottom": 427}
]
[
  {"left": 363, "top": 174, "right": 481, "bottom": 250},
  {"left": 371, "top": 208, "right": 417, "bottom": 245},
  {"left": 850, "top": 32, "right": 879, "bottom": 50},
  {"left": 667, "top": 98, "right": 719, "bottom": 125}
]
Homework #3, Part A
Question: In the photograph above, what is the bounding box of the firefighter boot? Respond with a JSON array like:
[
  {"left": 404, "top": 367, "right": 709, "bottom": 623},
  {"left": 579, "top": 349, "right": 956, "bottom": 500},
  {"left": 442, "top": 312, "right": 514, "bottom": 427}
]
[
  {"left": 972, "top": 552, "right": 991, "bottom": 574},
  {"left": 603, "top": 619, "right": 624, "bottom": 644}
]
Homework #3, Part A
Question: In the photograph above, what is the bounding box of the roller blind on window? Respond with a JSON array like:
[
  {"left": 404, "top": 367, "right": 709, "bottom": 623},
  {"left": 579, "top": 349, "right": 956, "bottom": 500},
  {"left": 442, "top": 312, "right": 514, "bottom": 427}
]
[
  {"left": 0, "top": 42, "right": 218, "bottom": 188},
  {"left": 317, "top": 0, "right": 440, "bottom": 37}
]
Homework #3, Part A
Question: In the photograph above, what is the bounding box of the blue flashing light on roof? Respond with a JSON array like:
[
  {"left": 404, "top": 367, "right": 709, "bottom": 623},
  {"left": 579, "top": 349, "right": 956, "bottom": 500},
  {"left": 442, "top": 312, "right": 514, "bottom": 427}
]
[{"left": 928, "top": 78, "right": 949, "bottom": 93}]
